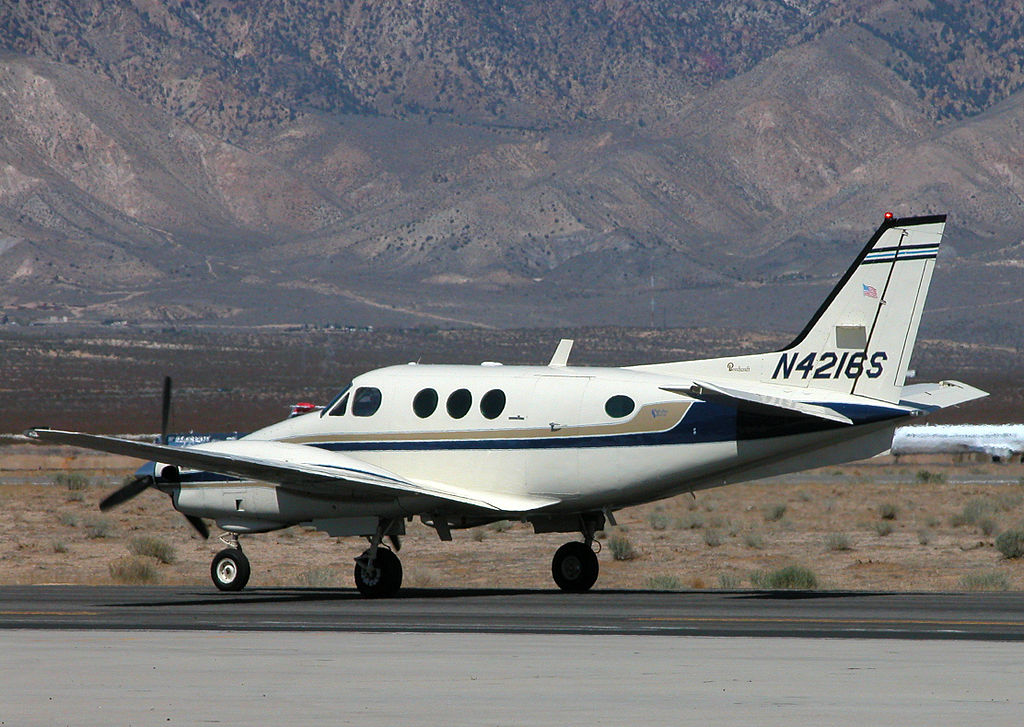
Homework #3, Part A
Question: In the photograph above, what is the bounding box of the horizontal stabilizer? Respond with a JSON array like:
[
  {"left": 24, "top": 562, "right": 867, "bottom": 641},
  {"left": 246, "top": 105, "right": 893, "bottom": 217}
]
[
  {"left": 25, "top": 429, "right": 558, "bottom": 513},
  {"left": 663, "top": 381, "right": 855, "bottom": 425},
  {"left": 899, "top": 380, "right": 988, "bottom": 411}
]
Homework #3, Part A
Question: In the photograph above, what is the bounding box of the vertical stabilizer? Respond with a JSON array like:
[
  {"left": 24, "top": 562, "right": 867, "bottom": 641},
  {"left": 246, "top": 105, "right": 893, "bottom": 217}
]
[{"left": 769, "top": 215, "right": 945, "bottom": 402}]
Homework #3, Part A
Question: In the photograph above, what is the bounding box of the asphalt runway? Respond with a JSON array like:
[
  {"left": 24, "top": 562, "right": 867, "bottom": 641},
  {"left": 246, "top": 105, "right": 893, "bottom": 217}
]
[
  {"left": 2, "top": 585, "right": 1024, "bottom": 639},
  {"left": 5, "top": 588, "right": 1024, "bottom": 725}
]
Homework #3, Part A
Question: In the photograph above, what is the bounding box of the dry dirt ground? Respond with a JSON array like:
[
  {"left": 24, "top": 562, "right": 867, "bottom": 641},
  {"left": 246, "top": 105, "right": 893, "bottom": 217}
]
[{"left": 2, "top": 444, "right": 1023, "bottom": 592}]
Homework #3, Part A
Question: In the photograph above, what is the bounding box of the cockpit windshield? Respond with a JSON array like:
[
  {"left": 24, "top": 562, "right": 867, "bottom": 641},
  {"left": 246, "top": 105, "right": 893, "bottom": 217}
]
[{"left": 322, "top": 383, "right": 352, "bottom": 417}]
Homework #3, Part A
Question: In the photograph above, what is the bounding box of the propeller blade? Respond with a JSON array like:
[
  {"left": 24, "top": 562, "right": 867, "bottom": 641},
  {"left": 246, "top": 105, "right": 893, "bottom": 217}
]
[
  {"left": 160, "top": 376, "right": 172, "bottom": 445},
  {"left": 99, "top": 475, "right": 154, "bottom": 512},
  {"left": 183, "top": 514, "right": 209, "bottom": 539}
]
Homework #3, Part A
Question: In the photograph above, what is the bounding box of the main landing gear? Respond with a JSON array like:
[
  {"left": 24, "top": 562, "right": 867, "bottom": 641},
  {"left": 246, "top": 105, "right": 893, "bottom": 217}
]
[
  {"left": 211, "top": 534, "right": 250, "bottom": 592},
  {"left": 551, "top": 542, "right": 599, "bottom": 592},
  {"left": 551, "top": 513, "right": 603, "bottom": 592}
]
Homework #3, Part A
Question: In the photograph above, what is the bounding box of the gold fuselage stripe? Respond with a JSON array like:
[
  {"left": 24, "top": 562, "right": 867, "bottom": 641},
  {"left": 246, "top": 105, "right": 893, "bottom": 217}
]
[{"left": 279, "top": 402, "right": 692, "bottom": 445}]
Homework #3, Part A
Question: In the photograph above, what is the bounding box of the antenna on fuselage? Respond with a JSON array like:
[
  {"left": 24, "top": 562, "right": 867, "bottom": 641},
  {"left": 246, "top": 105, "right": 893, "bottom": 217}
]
[{"left": 548, "top": 339, "right": 573, "bottom": 367}]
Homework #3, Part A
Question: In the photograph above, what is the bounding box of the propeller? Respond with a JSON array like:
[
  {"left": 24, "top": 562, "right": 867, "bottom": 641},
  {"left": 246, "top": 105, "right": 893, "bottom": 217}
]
[
  {"left": 159, "top": 375, "right": 171, "bottom": 445},
  {"left": 97, "top": 376, "right": 209, "bottom": 538},
  {"left": 99, "top": 473, "right": 154, "bottom": 512}
]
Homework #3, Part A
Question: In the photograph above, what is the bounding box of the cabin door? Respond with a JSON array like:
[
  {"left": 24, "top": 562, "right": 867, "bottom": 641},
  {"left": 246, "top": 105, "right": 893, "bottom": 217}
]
[{"left": 525, "top": 375, "right": 591, "bottom": 494}]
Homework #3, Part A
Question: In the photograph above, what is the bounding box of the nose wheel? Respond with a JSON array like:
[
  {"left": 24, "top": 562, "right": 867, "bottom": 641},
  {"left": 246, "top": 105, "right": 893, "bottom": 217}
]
[
  {"left": 211, "top": 546, "right": 251, "bottom": 592},
  {"left": 551, "top": 541, "right": 599, "bottom": 592}
]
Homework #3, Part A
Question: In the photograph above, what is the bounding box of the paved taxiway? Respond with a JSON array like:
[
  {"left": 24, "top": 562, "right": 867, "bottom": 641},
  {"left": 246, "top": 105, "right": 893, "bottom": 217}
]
[
  {"left": 4, "top": 588, "right": 1023, "bottom": 725},
  {"left": 2, "top": 586, "right": 1024, "bottom": 639},
  {"left": 5, "top": 630, "right": 1024, "bottom": 726}
]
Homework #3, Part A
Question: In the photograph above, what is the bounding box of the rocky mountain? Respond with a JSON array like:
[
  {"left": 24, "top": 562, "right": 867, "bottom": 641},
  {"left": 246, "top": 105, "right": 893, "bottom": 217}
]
[{"left": 0, "top": 0, "right": 1022, "bottom": 349}]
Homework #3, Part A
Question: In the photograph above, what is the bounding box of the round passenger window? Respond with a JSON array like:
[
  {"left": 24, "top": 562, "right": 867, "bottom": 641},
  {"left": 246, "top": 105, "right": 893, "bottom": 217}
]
[
  {"left": 605, "top": 395, "right": 635, "bottom": 418},
  {"left": 413, "top": 388, "right": 438, "bottom": 418},
  {"left": 352, "top": 387, "right": 382, "bottom": 417},
  {"left": 480, "top": 389, "right": 506, "bottom": 420},
  {"left": 446, "top": 388, "right": 472, "bottom": 419}
]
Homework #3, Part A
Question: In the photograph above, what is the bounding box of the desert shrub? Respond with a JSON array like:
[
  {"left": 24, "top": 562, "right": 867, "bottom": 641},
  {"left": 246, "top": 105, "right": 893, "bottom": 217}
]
[
  {"left": 925, "top": 516, "right": 940, "bottom": 528},
  {"left": 52, "top": 540, "right": 68, "bottom": 554},
  {"left": 84, "top": 516, "right": 114, "bottom": 539},
  {"left": 763, "top": 503, "right": 787, "bottom": 522},
  {"left": 648, "top": 510, "right": 672, "bottom": 531},
  {"left": 608, "top": 533, "right": 637, "bottom": 561},
  {"left": 917, "top": 529, "right": 931, "bottom": 545},
  {"left": 471, "top": 528, "right": 487, "bottom": 542},
  {"left": 703, "top": 528, "right": 723, "bottom": 547},
  {"left": 995, "top": 529, "right": 1024, "bottom": 559},
  {"left": 951, "top": 498, "right": 999, "bottom": 527},
  {"left": 915, "top": 470, "right": 946, "bottom": 484},
  {"left": 66, "top": 490, "right": 85, "bottom": 502},
  {"left": 54, "top": 472, "right": 89, "bottom": 491},
  {"left": 128, "top": 536, "right": 176, "bottom": 564},
  {"left": 995, "top": 492, "right": 1023, "bottom": 511},
  {"left": 677, "top": 513, "right": 705, "bottom": 530},
  {"left": 878, "top": 503, "right": 898, "bottom": 520},
  {"left": 824, "top": 533, "right": 852, "bottom": 551},
  {"left": 750, "top": 565, "right": 818, "bottom": 590},
  {"left": 743, "top": 532, "right": 765, "bottom": 549},
  {"left": 299, "top": 567, "right": 342, "bottom": 587},
  {"left": 958, "top": 570, "right": 1009, "bottom": 592},
  {"left": 646, "top": 575, "right": 683, "bottom": 590},
  {"left": 489, "top": 519, "right": 512, "bottom": 532},
  {"left": 109, "top": 556, "right": 159, "bottom": 584},
  {"left": 797, "top": 490, "right": 812, "bottom": 502},
  {"left": 58, "top": 512, "right": 78, "bottom": 527},
  {"left": 873, "top": 522, "right": 894, "bottom": 537},
  {"left": 978, "top": 517, "right": 999, "bottom": 536},
  {"left": 718, "top": 573, "right": 741, "bottom": 589}
]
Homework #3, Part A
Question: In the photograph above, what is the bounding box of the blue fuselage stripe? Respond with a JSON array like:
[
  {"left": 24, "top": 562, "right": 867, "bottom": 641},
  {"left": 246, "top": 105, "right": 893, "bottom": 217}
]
[{"left": 307, "top": 402, "right": 905, "bottom": 453}]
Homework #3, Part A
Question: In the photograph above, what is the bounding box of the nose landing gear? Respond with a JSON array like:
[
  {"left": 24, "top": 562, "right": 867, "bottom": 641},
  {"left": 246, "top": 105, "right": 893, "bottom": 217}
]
[
  {"left": 211, "top": 534, "right": 250, "bottom": 592},
  {"left": 353, "top": 518, "right": 403, "bottom": 597}
]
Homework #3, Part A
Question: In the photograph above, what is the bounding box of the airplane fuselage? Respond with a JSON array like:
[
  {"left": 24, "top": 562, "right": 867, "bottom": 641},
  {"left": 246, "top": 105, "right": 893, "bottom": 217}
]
[{"left": 169, "top": 362, "right": 908, "bottom": 531}]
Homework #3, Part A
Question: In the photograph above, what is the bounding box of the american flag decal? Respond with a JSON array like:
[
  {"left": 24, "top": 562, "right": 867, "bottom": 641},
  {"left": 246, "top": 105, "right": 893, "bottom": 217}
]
[{"left": 863, "top": 284, "right": 878, "bottom": 298}]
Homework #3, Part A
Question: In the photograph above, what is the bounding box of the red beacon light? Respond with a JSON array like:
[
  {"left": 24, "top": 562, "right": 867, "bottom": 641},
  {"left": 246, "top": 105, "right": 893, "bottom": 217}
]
[{"left": 883, "top": 211, "right": 894, "bottom": 220}]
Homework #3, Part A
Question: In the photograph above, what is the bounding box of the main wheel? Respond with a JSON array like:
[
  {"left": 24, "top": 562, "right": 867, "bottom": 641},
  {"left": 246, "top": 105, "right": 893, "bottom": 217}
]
[
  {"left": 551, "top": 541, "right": 599, "bottom": 592},
  {"left": 211, "top": 548, "right": 251, "bottom": 592},
  {"left": 354, "top": 548, "right": 403, "bottom": 598}
]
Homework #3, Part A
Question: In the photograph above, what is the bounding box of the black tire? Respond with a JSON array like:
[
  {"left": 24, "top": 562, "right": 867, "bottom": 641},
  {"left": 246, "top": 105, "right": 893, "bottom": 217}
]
[
  {"left": 211, "top": 548, "right": 251, "bottom": 592},
  {"left": 551, "top": 541, "right": 599, "bottom": 592},
  {"left": 354, "top": 547, "right": 403, "bottom": 598}
]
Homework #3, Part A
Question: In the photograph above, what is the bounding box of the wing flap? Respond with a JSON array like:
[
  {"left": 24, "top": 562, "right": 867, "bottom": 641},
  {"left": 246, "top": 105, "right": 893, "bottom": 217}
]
[{"left": 26, "top": 429, "right": 556, "bottom": 512}]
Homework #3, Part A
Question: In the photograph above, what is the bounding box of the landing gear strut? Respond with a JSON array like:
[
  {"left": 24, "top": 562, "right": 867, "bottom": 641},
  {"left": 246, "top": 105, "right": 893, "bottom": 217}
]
[
  {"left": 211, "top": 535, "right": 250, "bottom": 592},
  {"left": 551, "top": 513, "right": 602, "bottom": 592},
  {"left": 354, "top": 519, "right": 403, "bottom": 597}
]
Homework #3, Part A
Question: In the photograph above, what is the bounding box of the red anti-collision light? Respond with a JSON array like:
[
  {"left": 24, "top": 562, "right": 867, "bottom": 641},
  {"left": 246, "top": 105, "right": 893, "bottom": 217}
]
[{"left": 884, "top": 211, "right": 894, "bottom": 220}]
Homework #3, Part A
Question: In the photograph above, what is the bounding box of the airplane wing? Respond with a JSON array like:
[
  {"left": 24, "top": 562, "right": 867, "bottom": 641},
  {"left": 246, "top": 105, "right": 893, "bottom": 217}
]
[
  {"left": 662, "top": 380, "right": 859, "bottom": 424},
  {"left": 25, "top": 428, "right": 557, "bottom": 513}
]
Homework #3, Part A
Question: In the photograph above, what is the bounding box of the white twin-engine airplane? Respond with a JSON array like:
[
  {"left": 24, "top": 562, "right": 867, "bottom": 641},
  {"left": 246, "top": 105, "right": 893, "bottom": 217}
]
[{"left": 29, "top": 214, "right": 985, "bottom": 596}]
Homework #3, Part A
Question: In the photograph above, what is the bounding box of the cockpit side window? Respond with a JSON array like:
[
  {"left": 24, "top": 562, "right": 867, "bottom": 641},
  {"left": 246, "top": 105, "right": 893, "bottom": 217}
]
[
  {"left": 324, "top": 384, "right": 352, "bottom": 417},
  {"left": 352, "top": 386, "right": 383, "bottom": 417}
]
